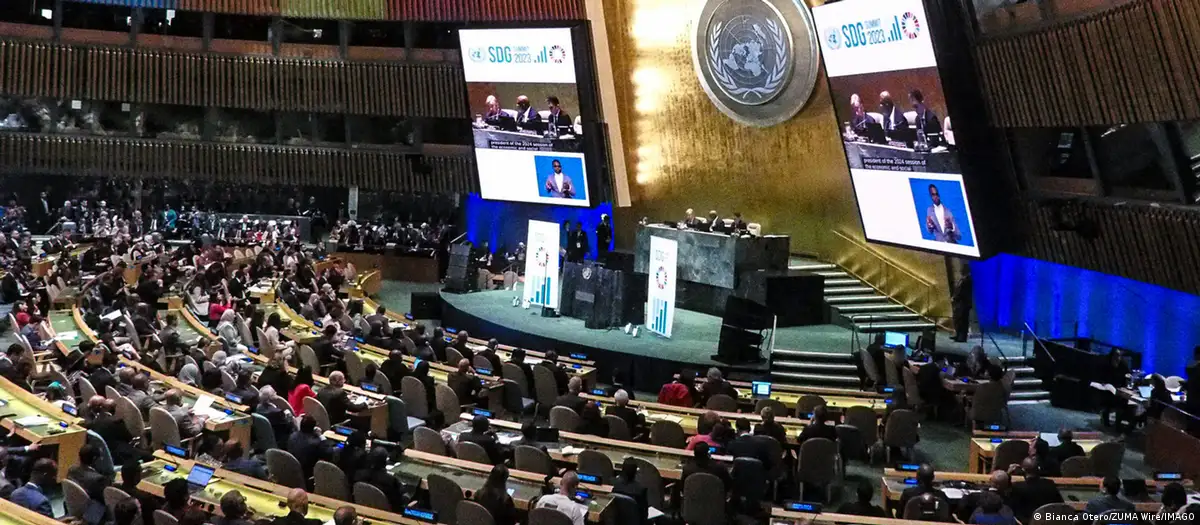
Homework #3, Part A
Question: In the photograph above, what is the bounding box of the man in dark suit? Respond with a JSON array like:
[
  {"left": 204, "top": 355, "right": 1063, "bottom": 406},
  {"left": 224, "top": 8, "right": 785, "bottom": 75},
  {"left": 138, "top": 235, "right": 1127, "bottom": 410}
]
[
  {"left": 479, "top": 339, "right": 504, "bottom": 372},
  {"left": 380, "top": 350, "right": 410, "bottom": 387},
  {"left": 705, "top": 211, "right": 722, "bottom": 233},
  {"left": 85, "top": 397, "right": 144, "bottom": 464},
  {"left": 453, "top": 331, "right": 475, "bottom": 364},
  {"left": 1011, "top": 457, "right": 1063, "bottom": 524},
  {"left": 878, "top": 91, "right": 910, "bottom": 141},
  {"left": 310, "top": 325, "right": 342, "bottom": 365},
  {"left": 725, "top": 419, "right": 774, "bottom": 472},
  {"left": 459, "top": 415, "right": 505, "bottom": 465},
  {"left": 567, "top": 221, "right": 588, "bottom": 262},
  {"left": 895, "top": 464, "right": 950, "bottom": 518},
  {"left": 10, "top": 458, "right": 55, "bottom": 517},
  {"left": 1050, "top": 430, "right": 1085, "bottom": 465},
  {"left": 545, "top": 96, "right": 571, "bottom": 131},
  {"left": 541, "top": 351, "right": 570, "bottom": 395},
  {"left": 354, "top": 448, "right": 411, "bottom": 511},
  {"left": 316, "top": 372, "right": 368, "bottom": 426},
  {"left": 366, "top": 306, "right": 390, "bottom": 331},
  {"left": 612, "top": 458, "right": 649, "bottom": 522},
  {"left": 67, "top": 444, "right": 111, "bottom": 501},
  {"left": 448, "top": 359, "right": 485, "bottom": 407},
  {"left": 753, "top": 406, "right": 788, "bottom": 446},
  {"left": 595, "top": 214, "right": 613, "bottom": 256},
  {"left": 605, "top": 390, "right": 647, "bottom": 438},
  {"left": 286, "top": 416, "right": 327, "bottom": 479},
  {"left": 955, "top": 470, "right": 1013, "bottom": 522},
  {"left": 553, "top": 376, "right": 588, "bottom": 415},
  {"left": 514, "top": 95, "right": 541, "bottom": 130},
  {"left": 909, "top": 89, "right": 943, "bottom": 147},
  {"left": 430, "top": 327, "right": 449, "bottom": 362},
  {"left": 272, "top": 489, "right": 323, "bottom": 525},
  {"left": 797, "top": 405, "right": 839, "bottom": 444}
]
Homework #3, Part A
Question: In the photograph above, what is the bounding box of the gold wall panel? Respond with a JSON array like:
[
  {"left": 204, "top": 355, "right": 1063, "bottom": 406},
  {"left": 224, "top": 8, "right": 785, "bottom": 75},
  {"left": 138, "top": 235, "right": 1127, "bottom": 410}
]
[{"left": 601, "top": 0, "right": 952, "bottom": 319}]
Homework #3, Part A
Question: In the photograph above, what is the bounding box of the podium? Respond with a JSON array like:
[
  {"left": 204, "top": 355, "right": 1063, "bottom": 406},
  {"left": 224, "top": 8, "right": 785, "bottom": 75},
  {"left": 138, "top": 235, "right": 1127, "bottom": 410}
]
[{"left": 559, "top": 262, "right": 625, "bottom": 329}]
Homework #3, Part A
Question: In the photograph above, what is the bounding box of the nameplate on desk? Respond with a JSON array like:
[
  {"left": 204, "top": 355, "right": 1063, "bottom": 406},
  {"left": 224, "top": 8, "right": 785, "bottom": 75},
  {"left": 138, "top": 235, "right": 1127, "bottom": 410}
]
[
  {"left": 577, "top": 473, "right": 601, "bottom": 484},
  {"left": 569, "top": 353, "right": 588, "bottom": 360},
  {"left": 445, "top": 327, "right": 458, "bottom": 334},
  {"left": 783, "top": 501, "right": 821, "bottom": 513},
  {"left": 404, "top": 313, "right": 415, "bottom": 320},
  {"left": 1155, "top": 472, "right": 1184, "bottom": 481},
  {"left": 983, "top": 424, "right": 1005, "bottom": 431},
  {"left": 334, "top": 425, "right": 354, "bottom": 436},
  {"left": 590, "top": 389, "right": 607, "bottom": 396},
  {"left": 472, "top": 408, "right": 493, "bottom": 418},
  {"left": 164, "top": 445, "right": 188, "bottom": 459},
  {"left": 476, "top": 368, "right": 493, "bottom": 376},
  {"left": 360, "top": 383, "right": 378, "bottom": 393},
  {"left": 225, "top": 393, "right": 243, "bottom": 404},
  {"left": 402, "top": 508, "right": 437, "bottom": 523},
  {"left": 897, "top": 463, "right": 920, "bottom": 472}
]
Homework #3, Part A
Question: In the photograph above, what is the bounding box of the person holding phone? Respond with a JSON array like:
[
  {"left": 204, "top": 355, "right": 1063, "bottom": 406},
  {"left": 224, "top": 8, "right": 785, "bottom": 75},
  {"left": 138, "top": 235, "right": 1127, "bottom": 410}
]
[{"left": 473, "top": 464, "right": 517, "bottom": 525}]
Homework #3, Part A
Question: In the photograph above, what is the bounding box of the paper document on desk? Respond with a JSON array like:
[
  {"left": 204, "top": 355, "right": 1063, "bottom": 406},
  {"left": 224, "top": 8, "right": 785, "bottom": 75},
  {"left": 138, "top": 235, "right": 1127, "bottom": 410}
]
[
  {"left": 559, "top": 446, "right": 586, "bottom": 456},
  {"left": 193, "top": 396, "right": 224, "bottom": 419},
  {"left": 524, "top": 357, "right": 543, "bottom": 365},
  {"left": 55, "top": 331, "right": 78, "bottom": 341},
  {"left": 14, "top": 415, "right": 50, "bottom": 427},
  {"left": 1039, "top": 432, "right": 1060, "bottom": 447},
  {"left": 1089, "top": 382, "right": 1117, "bottom": 394},
  {"left": 102, "top": 310, "right": 124, "bottom": 321},
  {"left": 942, "top": 488, "right": 966, "bottom": 500},
  {"left": 498, "top": 434, "right": 523, "bottom": 446},
  {"left": 648, "top": 414, "right": 683, "bottom": 424}
]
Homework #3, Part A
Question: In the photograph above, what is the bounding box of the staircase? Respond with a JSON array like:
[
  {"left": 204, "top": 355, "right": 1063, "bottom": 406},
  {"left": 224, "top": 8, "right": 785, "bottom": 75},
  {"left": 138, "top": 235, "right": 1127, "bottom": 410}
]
[{"left": 767, "top": 256, "right": 1051, "bottom": 402}]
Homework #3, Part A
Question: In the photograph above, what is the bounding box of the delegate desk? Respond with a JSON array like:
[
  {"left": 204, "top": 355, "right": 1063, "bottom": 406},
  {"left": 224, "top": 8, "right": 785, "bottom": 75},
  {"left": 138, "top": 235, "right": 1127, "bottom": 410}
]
[
  {"left": 771, "top": 508, "right": 950, "bottom": 525},
  {"left": 879, "top": 469, "right": 1182, "bottom": 513},
  {"left": 331, "top": 251, "right": 440, "bottom": 283},
  {"left": 444, "top": 413, "right": 730, "bottom": 481},
  {"left": 69, "top": 307, "right": 254, "bottom": 452},
  {"left": 0, "top": 374, "right": 86, "bottom": 481},
  {"left": 968, "top": 431, "right": 1105, "bottom": 474},
  {"left": 178, "top": 306, "right": 391, "bottom": 437},
  {"left": 0, "top": 493, "right": 69, "bottom": 525},
  {"left": 580, "top": 393, "right": 814, "bottom": 444},
  {"left": 842, "top": 140, "right": 958, "bottom": 173},
  {"left": 390, "top": 449, "right": 614, "bottom": 522},
  {"left": 707, "top": 379, "right": 888, "bottom": 415},
  {"left": 138, "top": 451, "right": 417, "bottom": 524},
  {"left": 471, "top": 127, "right": 582, "bottom": 153}
]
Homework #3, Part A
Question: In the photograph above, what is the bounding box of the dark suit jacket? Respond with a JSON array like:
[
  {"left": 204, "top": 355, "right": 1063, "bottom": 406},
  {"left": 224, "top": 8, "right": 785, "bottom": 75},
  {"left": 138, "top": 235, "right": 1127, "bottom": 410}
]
[
  {"left": 286, "top": 431, "right": 326, "bottom": 478},
  {"left": 554, "top": 393, "right": 587, "bottom": 415},
  {"left": 605, "top": 405, "right": 647, "bottom": 435},
  {"left": 459, "top": 431, "right": 505, "bottom": 465},
  {"left": 1011, "top": 478, "right": 1063, "bottom": 523},
  {"left": 897, "top": 486, "right": 950, "bottom": 518},
  {"left": 9, "top": 483, "right": 51, "bottom": 517},
  {"left": 682, "top": 461, "right": 731, "bottom": 492},
  {"left": 67, "top": 464, "right": 111, "bottom": 500},
  {"left": 271, "top": 511, "right": 322, "bottom": 525},
  {"left": 316, "top": 386, "right": 366, "bottom": 424},
  {"left": 454, "top": 341, "right": 475, "bottom": 365},
  {"left": 88, "top": 413, "right": 140, "bottom": 464},
  {"left": 431, "top": 338, "right": 449, "bottom": 362},
  {"left": 474, "top": 490, "right": 518, "bottom": 525},
  {"left": 448, "top": 372, "right": 482, "bottom": 404},
  {"left": 725, "top": 434, "right": 775, "bottom": 472},
  {"left": 256, "top": 367, "right": 293, "bottom": 399},
  {"left": 541, "top": 362, "right": 569, "bottom": 395},
  {"left": 1051, "top": 442, "right": 1085, "bottom": 464},
  {"left": 612, "top": 477, "right": 649, "bottom": 524},
  {"left": 797, "top": 422, "right": 838, "bottom": 444},
  {"left": 753, "top": 421, "right": 788, "bottom": 447},
  {"left": 354, "top": 468, "right": 410, "bottom": 512},
  {"left": 701, "top": 379, "right": 738, "bottom": 404},
  {"left": 380, "top": 358, "right": 410, "bottom": 387},
  {"left": 479, "top": 350, "right": 503, "bottom": 373}
]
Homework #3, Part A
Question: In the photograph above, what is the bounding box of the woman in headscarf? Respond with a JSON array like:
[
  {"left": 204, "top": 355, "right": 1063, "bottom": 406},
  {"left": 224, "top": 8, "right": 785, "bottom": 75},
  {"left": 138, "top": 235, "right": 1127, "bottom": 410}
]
[
  {"left": 256, "top": 353, "right": 292, "bottom": 398},
  {"left": 216, "top": 309, "right": 245, "bottom": 354},
  {"left": 178, "top": 363, "right": 202, "bottom": 387},
  {"left": 256, "top": 385, "right": 294, "bottom": 445}
]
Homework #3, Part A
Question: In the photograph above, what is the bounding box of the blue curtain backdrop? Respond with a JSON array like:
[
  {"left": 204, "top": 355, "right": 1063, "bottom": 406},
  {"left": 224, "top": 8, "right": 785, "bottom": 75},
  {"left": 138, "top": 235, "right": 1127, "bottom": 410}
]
[
  {"left": 972, "top": 253, "right": 1200, "bottom": 376},
  {"left": 462, "top": 194, "right": 614, "bottom": 260}
]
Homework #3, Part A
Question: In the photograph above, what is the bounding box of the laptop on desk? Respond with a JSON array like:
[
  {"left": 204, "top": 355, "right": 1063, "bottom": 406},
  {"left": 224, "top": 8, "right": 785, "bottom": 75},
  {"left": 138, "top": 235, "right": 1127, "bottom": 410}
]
[{"left": 185, "top": 464, "right": 216, "bottom": 495}]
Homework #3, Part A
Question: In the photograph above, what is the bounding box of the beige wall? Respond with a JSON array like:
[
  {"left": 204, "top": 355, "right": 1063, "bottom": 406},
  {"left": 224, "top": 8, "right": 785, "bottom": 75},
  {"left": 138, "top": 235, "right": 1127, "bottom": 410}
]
[{"left": 599, "top": 0, "right": 953, "bottom": 319}]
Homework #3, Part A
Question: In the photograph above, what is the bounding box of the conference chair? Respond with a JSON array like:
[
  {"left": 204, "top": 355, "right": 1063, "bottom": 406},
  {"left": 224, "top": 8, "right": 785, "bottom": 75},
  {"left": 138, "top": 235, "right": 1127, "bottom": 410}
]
[
  {"left": 63, "top": 478, "right": 90, "bottom": 518},
  {"left": 529, "top": 508, "right": 573, "bottom": 525},
  {"left": 148, "top": 406, "right": 187, "bottom": 449},
  {"left": 314, "top": 460, "right": 350, "bottom": 501},
  {"left": 605, "top": 493, "right": 640, "bottom": 525},
  {"left": 353, "top": 482, "right": 392, "bottom": 511},
  {"left": 883, "top": 408, "right": 919, "bottom": 463},
  {"left": 731, "top": 457, "right": 768, "bottom": 512},
  {"left": 78, "top": 377, "right": 98, "bottom": 413},
  {"left": 502, "top": 362, "right": 531, "bottom": 398},
  {"left": 428, "top": 473, "right": 465, "bottom": 523},
  {"left": 501, "top": 379, "right": 536, "bottom": 420},
  {"left": 235, "top": 314, "right": 254, "bottom": 348},
  {"left": 682, "top": 473, "right": 727, "bottom": 525},
  {"left": 835, "top": 424, "right": 865, "bottom": 464},
  {"left": 105, "top": 385, "right": 122, "bottom": 401},
  {"left": 154, "top": 510, "right": 179, "bottom": 525},
  {"left": 967, "top": 381, "right": 1009, "bottom": 429},
  {"left": 344, "top": 351, "right": 367, "bottom": 384},
  {"left": 456, "top": 500, "right": 495, "bottom": 525},
  {"left": 435, "top": 383, "right": 466, "bottom": 423},
  {"left": 473, "top": 355, "right": 492, "bottom": 371},
  {"left": 374, "top": 372, "right": 393, "bottom": 395},
  {"left": 445, "top": 347, "right": 465, "bottom": 365},
  {"left": 650, "top": 420, "right": 686, "bottom": 448},
  {"left": 269, "top": 395, "right": 294, "bottom": 415},
  {"left": 577, "top": 450, "right": 615, "bottom": 481},
  {"left": 629, "top": 457, "right": 666, "bottom": 510},
  {"left": 250, "top": 413, "right": 278, "bottom": 452},
  {"left": 843, "top": 405, "right": 878, "bottom": 447},
  {"left": 103, "top": 486, "right": 134, "bottom": 521},
  {"left": 992, "top": 440, "right": 1028, "bottom": 473},
  {"left": 454, "top": 441, "right": 492, "bottom": 465},
  {"left": 549, "top": 406, "right": 581, "bottom": 431},
  {"left": 414, "top": 426, "right": 448, "bottom": 456},
  {"left": 860, "top": 351, "right": 883, "bottom": 388},
  {"left": 1031, "top": 503, "right": 1077, "bottom": 524},
  {"left": 902, "top": 494, "right": 951, "bottom": 520},
  {"left": 86, "top": 430, "right": 116, "bottom": 477},
  {"left": 797, "top": 437, "right": 840, "bottom": 502},
  {"left": 532, "top": 365, "right": 559, "bottom": 415},
  {"left": 603, "top": 415, "right": 631, "bottom": 440},
  {"left": 265, "top": 449, "right": 306, "bottom": 489},
  {"left": 515, "top": 445, "right": 556, "bottom": 477},
  {"left": 1060, "top": 455, "right": 1091, "bottom": 477},
  {"left": 883, "top": 352, "right": 901, "bottom": 387},
  {"left": 705, "top": 394, "right": 737, "bottom": 412},
  {"left": 255, "top": 327, "right": 275, "bottom": 358},
  {"left": 1089, "top": 442, "right": 1125, "bottom": 478},
  {"left": 303, "top": 396, "right": 338, "bottom": 431},
  {"left": 753, "top": 398, "right": 788, "bottom": 416},
  {"left": 795, "top": 395, "right": 827, "bottom": 417},
  {"left": 221, "top": 369, "right": 237, "bottom": 392},
  {"left": 116, "top": 396, "right": 147, "bottom": 445},
  {"left": 401, "top": 376, "right": 430, "bottom": 419},
  {"left": 46, "top": 369, "right": 74, "bottom": 399},
  {"left": 384, "top": 396, "right": 424, "bottom": 437},
  {"left": 902, "top": 367, "right": 929, "bottom": 414}
]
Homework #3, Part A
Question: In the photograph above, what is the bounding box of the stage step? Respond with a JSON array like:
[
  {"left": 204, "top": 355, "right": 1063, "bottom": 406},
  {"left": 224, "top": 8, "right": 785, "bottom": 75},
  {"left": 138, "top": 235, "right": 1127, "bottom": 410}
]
[
  {"left": 1014, "top": 378, "right": 1043, "bottom": 387},
  {"left": 815, "top": 270, "right": 850, "bottom": 279},
  {"left": 826, "top": 278, "right": 862, "bottom": 286},
  {"left": 790, "top": 263, "right": 838, "bottom": 272},
  {"left": 853, "top": 321, "right": 938, "bottom": 332},
  {"left": 833, "top": 303, "right": 908, "bottom": 313},
  {"left": 771, "top": 349, "right": 856, "bottom": 361},
  {"left": 1011, "top": 390, "right": 1051, "bottom": 401},
  {"left": 825, "top": 294, "right": 893, "bottom": 305},
  {"left": 769, "top": 370, "right": 861, "bottom": 386},
  {"left": 824, "top": 286, "right": 875, "bottom": 296},
  {"left": 846, "top": 312, "right": 922, "bottom": 322},
  {"left": 772, "top": 360, "right": 859, "bottom": 372}
]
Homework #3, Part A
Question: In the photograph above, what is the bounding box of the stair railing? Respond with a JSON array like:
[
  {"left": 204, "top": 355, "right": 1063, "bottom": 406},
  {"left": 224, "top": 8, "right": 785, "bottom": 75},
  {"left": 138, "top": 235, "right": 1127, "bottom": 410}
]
[{"left": 829, "top": 230, "right": 947, "bottom": 327}]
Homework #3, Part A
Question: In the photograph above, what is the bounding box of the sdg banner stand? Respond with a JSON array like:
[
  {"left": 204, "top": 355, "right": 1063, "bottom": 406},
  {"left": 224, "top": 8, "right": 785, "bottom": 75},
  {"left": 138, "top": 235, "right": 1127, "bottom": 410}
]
[
  {"left": 646, "top": 236, "right": 678, "bottom": 338},
  {"left": 523, "top": 220, "right": 561, "bottom": 308}
]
